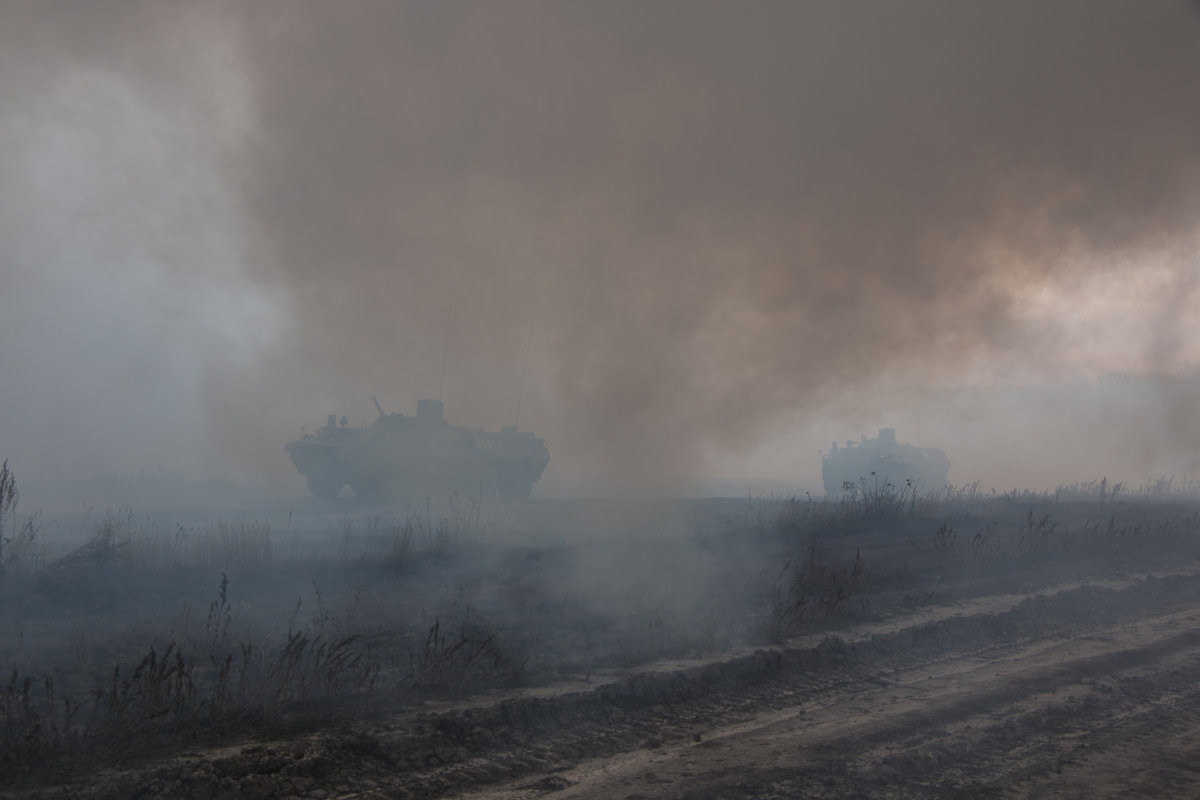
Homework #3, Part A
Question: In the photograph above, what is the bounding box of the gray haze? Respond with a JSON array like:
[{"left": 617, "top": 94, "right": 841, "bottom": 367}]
[{"left": 2, "top": 1, "right": 1200, "bottom": 504}]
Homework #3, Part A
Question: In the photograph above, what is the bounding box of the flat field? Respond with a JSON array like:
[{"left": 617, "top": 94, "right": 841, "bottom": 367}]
[{"left": 3, "top": 484, "right": 1200, "bottom": 798}]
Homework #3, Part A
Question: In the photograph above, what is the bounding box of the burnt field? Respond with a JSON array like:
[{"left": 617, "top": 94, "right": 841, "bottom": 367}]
[{"left": 4, "top": 481, "right": 1200, "bottom": 798}]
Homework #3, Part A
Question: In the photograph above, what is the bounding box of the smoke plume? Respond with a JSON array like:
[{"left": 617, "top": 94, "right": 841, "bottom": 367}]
[{"left": 2, "top": 1, "right": 1200, "bottom": 499}]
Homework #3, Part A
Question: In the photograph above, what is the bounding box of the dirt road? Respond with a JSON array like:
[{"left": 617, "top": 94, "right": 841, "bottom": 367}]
[
  {"left": 467, "top": 591, "right": 1200, "bottom": 799},
  {"left": 17, "top": 568, "right": 1200, "bottom": 799},
  {"left": 447, "top": 571, "right": 1200, "bottom": 800}
]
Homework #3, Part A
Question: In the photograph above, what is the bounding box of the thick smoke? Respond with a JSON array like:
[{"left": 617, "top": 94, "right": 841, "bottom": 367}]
[{"left": 2, "top": 1, "right": 1200, "bottom": 501}]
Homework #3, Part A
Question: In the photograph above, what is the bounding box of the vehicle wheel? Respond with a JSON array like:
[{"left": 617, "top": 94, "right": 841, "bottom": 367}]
[{"left": 306, "top": 474, "right": 343, "bottom": 499}]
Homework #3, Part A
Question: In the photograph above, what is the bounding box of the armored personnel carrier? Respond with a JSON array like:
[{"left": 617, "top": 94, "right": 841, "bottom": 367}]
[
  {"left": 822, "top": 428, "right": 950, "bottom": 497},
  {"left": 286, "top": 398, "right": 550, "bottom": 501}
]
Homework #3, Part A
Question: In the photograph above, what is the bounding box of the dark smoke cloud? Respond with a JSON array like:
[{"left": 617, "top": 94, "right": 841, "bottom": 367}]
[{"left": 2, "top": 1, "right": 1199, "bottom": 499}]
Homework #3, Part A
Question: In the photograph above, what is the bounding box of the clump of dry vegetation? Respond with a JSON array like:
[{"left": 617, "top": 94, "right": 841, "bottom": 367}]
[
  {"left": 3, "top": 465, "right": 1200, "bottom": 787},
  {"left": 0, "top": 460, "right": 40, "bottom": 575}
]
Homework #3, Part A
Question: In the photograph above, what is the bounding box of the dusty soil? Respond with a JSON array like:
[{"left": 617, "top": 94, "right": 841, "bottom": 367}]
[{"left": 11, "top": 565, "right": 1200, "bottom": 800}]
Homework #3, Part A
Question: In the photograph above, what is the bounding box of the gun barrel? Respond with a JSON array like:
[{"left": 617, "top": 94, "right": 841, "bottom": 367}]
[{"left": 373, "top": 396, "right": 386, "bottom": 418}]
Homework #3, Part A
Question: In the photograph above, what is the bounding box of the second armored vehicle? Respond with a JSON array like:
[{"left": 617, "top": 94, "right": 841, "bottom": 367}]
[
  {"left": 286, "top": 398, "right": 550, "bottom": 501},
  {"left": 822, "top": 428, "right": 950, "bottom": 497}
]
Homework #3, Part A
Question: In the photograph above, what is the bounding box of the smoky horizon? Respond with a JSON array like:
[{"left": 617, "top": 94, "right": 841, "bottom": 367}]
[{"left": 3, "top": 1, "right": 1200, "bottom": 506}]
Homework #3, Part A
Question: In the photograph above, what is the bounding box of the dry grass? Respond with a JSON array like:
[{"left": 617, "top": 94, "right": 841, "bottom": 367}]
[{"left": 3, "top": 479, "right": 1200, "bottom": 786}]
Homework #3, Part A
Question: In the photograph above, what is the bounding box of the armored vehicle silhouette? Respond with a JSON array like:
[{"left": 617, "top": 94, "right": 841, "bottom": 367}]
[
  {"left": 286, "top": 398, "right": 549, "bottom": 501},
  {"left": 822, "top": 428, "right": 950, "bottom": 497}
]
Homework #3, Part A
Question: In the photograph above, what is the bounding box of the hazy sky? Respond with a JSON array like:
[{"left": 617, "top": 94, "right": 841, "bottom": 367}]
[{"left": 2, "top": 1, "right": 1200, "bottom": 500}]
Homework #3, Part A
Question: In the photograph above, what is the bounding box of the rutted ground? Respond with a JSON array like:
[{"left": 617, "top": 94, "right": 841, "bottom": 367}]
[
  {"left": 503, "top": 579, "right": 1200, "bottom": 800},
  {"left": 11, "top": 566, "right": 1200, "bottom": 799}
]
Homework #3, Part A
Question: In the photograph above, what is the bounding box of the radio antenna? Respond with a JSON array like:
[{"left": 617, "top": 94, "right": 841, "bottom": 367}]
[{"left": 438, "top": 276, "right": 456, "bottom": 402}]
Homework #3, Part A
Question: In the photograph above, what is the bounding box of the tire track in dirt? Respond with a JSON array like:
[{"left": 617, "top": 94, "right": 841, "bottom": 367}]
[
  {"left": 458, "top": 579, "right": 1200, "bottom": 800},
  {"left": 481, "top": 626, "right": 1200, "bottom": 798},
  {"left": 9, "top": 571, "right": 1200, "bottom": 799}
]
